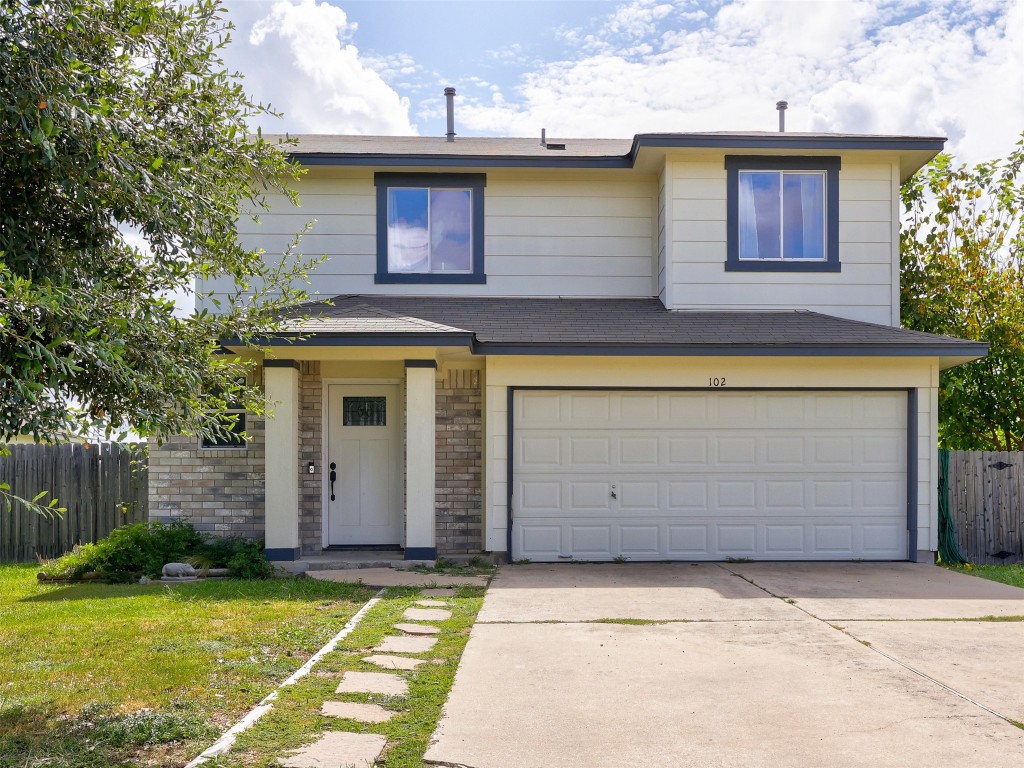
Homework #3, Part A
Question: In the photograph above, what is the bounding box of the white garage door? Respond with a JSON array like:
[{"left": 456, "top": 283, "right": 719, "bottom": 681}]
[{"left": 512, "top": 390, "right": 908, "bottom": 561}]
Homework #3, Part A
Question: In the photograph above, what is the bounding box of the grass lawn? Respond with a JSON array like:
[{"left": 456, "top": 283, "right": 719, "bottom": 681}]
[
  {"left": 941, "top": 562, "right": 1024, "bottom": 589},
  {"left": 0, "top": 563, "right": 376, "bottom": 768},
  {"left": 207, "top": 585, "right": 486, "bottom": 768}
]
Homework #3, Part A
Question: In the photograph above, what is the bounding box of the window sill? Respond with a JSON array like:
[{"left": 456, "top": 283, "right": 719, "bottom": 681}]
[
  {"left": 725, "top": 260, "right": 841, "bottom": 273},
  {"left": 374, "top": 272, "right": 487, "bottom": 285}
]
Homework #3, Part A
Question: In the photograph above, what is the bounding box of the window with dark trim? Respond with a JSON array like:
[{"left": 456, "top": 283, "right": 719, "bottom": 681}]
[
  {"left": 200, "top": 377, "right": 247, "bottom": 449},
  {"left": 374, "top": 172, "right": 486, "bottom": 284},
  {"left": 725, "top": 156, "right": 841, "bottom": 272}
]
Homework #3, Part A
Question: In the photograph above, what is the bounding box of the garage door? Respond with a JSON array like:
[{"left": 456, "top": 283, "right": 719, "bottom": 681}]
[{"left": 512, "top": 390, "right": 908, "bottom": 561}]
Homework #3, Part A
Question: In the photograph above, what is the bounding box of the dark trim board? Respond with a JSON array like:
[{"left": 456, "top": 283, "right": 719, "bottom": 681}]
[
  {"left": 265, "top": 547, "right": 301, "bottom": 561},
  {"left": 907, "top": 388, "right": 919, "bottom": 561},
  {"left": 247, "top": 334, "right": 988, "bottom": 360},
  {"left": 724, "top": 155, "right": 841, "bottom": 273},
  {"left": 506, "top": 386, "right": 918, "bottom": 562},
  {"left": 405, "top": 547, "right": 438, "bottom": 560},
  {"left": 373, "top": 171, "right": 486, "bottom": 285},
  {"left": 289, "top": 135, "right": 945, "bottom": 170},
  {"left": 263, "top": 359, "right": 300, "bottom": 369}
]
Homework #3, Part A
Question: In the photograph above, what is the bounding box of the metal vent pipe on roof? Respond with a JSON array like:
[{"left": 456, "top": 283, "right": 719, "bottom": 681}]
[
  {"left": 776, "top": 100, "right": 788, "bottom": 132},
  {"left": 541, "top": 128, "right": 546, "bottom": 147},
  {"left": 445, "top": 87, "right": 456, "bottom": 142}
]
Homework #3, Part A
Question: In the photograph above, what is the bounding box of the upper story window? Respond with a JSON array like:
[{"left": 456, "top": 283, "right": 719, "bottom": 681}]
[
  {"left": 374, "top": 172, "right": 486, "bottom": 284},
  {"left": 725, "top": 156, "right": 841, "bottom": 272}
]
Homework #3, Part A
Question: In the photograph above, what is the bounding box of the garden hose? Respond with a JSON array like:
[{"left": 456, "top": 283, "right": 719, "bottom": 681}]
[{"left": 937, "top": 449, "right": 969, "bottom": 564}]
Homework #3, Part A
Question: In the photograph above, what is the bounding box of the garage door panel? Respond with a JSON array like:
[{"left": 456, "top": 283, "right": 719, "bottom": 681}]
[
  {"left": 620, "top": 525, "right": 661, "bottom": 554},
  {"left": 668, "top": 481, "right": 708, "bottom": 509},
  {"left": 668, "top": 525, "right": 709, "bottom": 554},
  {"left": 521, "top": 525, "right": 561, "bottom": 557},
  {"left": 513, "top": 390, "right": 908, "bottom": 561},
  {"left": 570, "top": 436, "right": 610, "bottom": 465},
  {"left": 519, "top": 436, "right": 560, "bottom": 467},
  {"left": 619, "top": 393, "right": 660, "bottom": 422},
  {"left": 519, "top": 392, "right": 562, "bottom": 424},
  {"left": 765, "top": 525, "right": 806, "bottom": 554}
]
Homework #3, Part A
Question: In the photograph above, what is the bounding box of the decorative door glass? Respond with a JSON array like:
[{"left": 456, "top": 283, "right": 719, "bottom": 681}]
[{"left": 342, "top": 396, "right": 387, "bottom": 426}]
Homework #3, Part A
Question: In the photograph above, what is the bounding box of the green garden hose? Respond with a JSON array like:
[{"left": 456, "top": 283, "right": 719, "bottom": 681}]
[{"left": 937, "top": 449, "right": 969, "bottom": 564}]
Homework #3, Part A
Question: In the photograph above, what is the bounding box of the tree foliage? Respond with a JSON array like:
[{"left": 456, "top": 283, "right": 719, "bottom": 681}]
[
  {"left": 0, "top": 0, "right": 316, "bottom": 455},
  {"left": 901, "top": 136, "right": 1024, "bottom": 450}
]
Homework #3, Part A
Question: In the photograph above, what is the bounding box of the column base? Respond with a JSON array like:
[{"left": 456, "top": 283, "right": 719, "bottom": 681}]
[
  {"left": 265, "top": 547, "right": 301, "bottom": 561},
  {"left": 405, "top": 547, "right": 437, "bottom": 560}
]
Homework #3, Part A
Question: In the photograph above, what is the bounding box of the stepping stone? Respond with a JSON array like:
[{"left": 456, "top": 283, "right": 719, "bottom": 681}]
[
  {"left": 321, "top": 700, "right": 394, "bottom": 723},
  {"left": 335, "top": 671, "right": 408, "bottom": 696},
  {"left": 375, "top": 635, "right": 437, "bottom": 654},
  {"left": 278, "top": 731, "right": 386, "bottom": 768},
  {"left": 395, "top": 622, "right": 440, "bottom": 636},
  {"left": 403, "top": 607, "right": 451, "bottom": 622},
  {"left": 363, "top": 654, "right": 423, "bottom": 671},
  {"left": 421, "top": 587, "right": 456, "bottom": 597},
  {"left": 415, "top": 599, "right": 448, "bottom": 607}
]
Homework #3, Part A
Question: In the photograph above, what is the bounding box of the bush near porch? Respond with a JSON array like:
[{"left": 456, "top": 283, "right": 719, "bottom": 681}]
[{"left": 0, "top": 564, "right": 376, "bottom": 768}]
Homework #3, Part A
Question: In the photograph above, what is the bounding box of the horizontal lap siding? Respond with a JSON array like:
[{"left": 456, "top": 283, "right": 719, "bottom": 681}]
[
  {"left": 205, "top": 170, "right": 657, "bottom": 303},
  {"left": 667, "top": 158, "right": 897, "bottom": 325}
]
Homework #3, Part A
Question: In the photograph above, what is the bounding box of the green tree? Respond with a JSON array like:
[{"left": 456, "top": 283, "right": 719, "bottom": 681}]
[
  {"left": 901, "top": 136, "right": 1024, "bottom": 450},
  {"left": 1, "top": 0, "right": 316, "bottom": 458}
]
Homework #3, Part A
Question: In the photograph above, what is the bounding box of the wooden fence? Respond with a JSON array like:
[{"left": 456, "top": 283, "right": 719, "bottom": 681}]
[
  {"left": 0, "top": 442, "right": 148, "bottom": 563},
  {"left": 943, "top": 450, "right": 1024, "bottom": 565}
]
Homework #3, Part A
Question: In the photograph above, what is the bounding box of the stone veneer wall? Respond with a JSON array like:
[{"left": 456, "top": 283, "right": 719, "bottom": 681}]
[
  {"left": 298, "top": 361, "right": 323, "bottom": 555},
  {"left": 435, "top": 368, "right": 483, "bottom": 554},
  {"left": 148, "top": 418, "right": 266, "bottom": 537}
]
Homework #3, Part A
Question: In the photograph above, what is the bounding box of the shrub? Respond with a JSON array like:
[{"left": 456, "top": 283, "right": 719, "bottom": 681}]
[
  {"left": 44, "top": 521, "right": 274, "bottom": 582},
  {"left": 226, "top": 540, "right": 276, "bottom": 580}
]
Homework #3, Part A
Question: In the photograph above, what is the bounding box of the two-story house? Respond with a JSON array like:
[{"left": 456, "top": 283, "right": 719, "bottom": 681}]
[{"left": 148, "top": 113, "right": 986, "bottom": 566}]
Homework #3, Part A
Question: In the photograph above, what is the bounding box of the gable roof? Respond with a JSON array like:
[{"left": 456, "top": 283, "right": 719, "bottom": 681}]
[{"left": 267, "top": 296, "right": 985, "bottom": 367}]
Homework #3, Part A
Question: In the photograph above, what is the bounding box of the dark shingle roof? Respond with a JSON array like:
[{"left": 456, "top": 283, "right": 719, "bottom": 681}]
[{"left": 276, "top": 296, "right": 986, "bottom": 359}]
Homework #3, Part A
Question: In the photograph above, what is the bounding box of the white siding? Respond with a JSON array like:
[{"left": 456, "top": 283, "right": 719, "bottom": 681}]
[
  {"left": 202, "top": 169, "right": 657, "bottom": 304},
  {"left": 665, "top": 157, "right": 899, "bottom": 325},
  {"left": 657, "top": 167, "right": 668, "bottom": 304}
]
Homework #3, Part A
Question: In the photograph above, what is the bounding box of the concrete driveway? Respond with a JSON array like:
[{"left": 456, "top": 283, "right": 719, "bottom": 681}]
[{"left": 425, "top": 562, "right": 1024, "bottom": 768}]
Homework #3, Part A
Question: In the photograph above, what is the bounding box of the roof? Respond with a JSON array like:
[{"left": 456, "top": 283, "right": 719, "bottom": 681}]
[
  {"left": 267, "top": 296, "right": 986, "bottom": 363},
  {"left": 273, "top": 131, "right": 945, "bottom": 180}
]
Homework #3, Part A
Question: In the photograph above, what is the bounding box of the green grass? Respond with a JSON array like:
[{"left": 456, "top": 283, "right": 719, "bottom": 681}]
[
  {"left": 207, "top": 586, "right": 486, "bottom": 768},
  {"left": 941, "top": 562, "right": 1024, "bottom": 589},
  {"left": 0, "top": 563, "right": 375, "bottom": 768}
]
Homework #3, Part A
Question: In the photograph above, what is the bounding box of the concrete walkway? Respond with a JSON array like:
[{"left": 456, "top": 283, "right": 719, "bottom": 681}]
[
  {"left": 310, "top": 567, "right": 489, "bottom": 588},
  {"left": 278, "top": 591, "right": 456, "bottom": 768},
  {"left": 425, "top": 562, "right": 1024, "bottom": 768}
]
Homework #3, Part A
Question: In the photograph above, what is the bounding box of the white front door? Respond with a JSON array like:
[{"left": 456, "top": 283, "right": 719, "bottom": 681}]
[{"left": 326, "top": 385, "right": 402, "bottom": 546}]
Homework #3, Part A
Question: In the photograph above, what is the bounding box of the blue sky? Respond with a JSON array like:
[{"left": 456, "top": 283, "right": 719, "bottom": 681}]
[{"left": 221, "top": 0, "right": 1022, "bottom": 165}]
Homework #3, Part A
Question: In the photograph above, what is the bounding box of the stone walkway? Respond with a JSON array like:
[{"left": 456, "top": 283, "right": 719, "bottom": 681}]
[{"left": 278, "top": 590, "right": 457, "bottom": 768}]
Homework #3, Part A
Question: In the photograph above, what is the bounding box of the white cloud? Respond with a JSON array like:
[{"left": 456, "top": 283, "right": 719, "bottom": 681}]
[
  {"left": 231, "top": 0, "right": 415, "bottom": 135},
  {"left": 457, "top": 0, "right": 1023, "bottom": 164}
]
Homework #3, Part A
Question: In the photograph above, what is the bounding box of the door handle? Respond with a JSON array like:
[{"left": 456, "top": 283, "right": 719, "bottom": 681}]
[{"left": 329, "top": 462, "right": 337, "bottom": 501}]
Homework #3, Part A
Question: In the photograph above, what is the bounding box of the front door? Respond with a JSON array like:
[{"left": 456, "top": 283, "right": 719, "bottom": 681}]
[{"left": 326, "top": 385, "right": 402, "bottom": 546}]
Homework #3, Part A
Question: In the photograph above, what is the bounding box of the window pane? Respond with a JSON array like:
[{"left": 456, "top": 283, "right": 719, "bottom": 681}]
[
  {"left": 738, "top": 172, "right": 780, "bottom": 260},
  {"left": 429, "top": 189, "right": 472, "bottom": 272},
  {"left": 782, "top": 173, "right": 825, "bottom": 259},
  {"left": 388, "top": 188, "right": 429, "bottom": 272},
  {"left": 343, "top": 396, "right": 386, "bottom": 427}
]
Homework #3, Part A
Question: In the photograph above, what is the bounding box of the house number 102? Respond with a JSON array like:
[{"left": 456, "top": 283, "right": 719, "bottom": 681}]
[{"left": 709, "top": 377, "right": 726, "bottom": 387}]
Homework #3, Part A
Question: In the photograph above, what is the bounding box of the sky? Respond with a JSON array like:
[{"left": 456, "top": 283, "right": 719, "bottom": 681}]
[{"left": 218, "top": 0, "right": 1024, "bottom": 166}]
